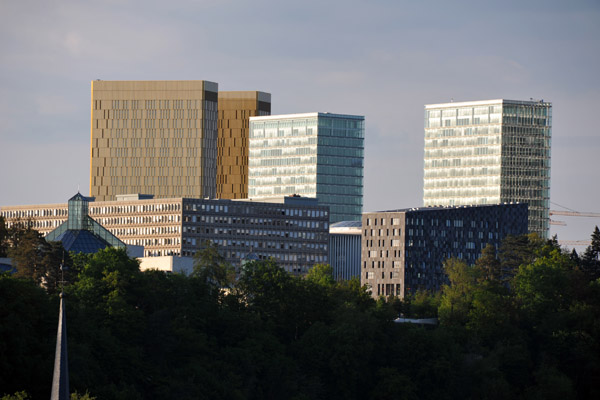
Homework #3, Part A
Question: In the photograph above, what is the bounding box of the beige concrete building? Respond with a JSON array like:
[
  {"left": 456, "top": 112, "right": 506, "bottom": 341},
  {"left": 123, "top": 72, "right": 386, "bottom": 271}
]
[
  {"left": 90, "top": 80, "right": 219, "bottom": 201},
  {"left": 1, "top": 196, "right": 183, "bottom": 257},
  {"left": 217, "top": 91, "right": 271, "bottom": 199},
  {"left": 1, "top": 195, "right": 329, "bottom": 274}
]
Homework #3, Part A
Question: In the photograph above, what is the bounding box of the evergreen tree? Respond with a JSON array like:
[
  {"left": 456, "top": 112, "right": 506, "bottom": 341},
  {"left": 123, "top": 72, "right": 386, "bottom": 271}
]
[
  {"left": 570, "top": 248, "right": 580, "bottom": 264},
  {"left": 192, "top": 240, "right": 235, "bottom": 291},
  {"left": 0, "top": 216, "right": 9, "bottom": 258},
  {"left": 582, "top": 226, "right": 600, "bottom": 280},
  {"left": 476, "top": 243, "right": 501, "bottom": 282}
]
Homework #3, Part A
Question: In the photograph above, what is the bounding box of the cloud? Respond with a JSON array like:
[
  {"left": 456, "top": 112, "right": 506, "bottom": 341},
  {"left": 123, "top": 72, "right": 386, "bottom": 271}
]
[
  {"left": 63, "top": 32, "right": 85, "bottom": 56},
  {"left": 34, "top": 94, "right": 78, "bottom": 116}
]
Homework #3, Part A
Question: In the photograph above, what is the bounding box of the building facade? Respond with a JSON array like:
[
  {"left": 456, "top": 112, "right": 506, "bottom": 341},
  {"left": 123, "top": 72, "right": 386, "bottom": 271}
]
[
  {"left": 45, "top": 193, "right": 132, "bottom": 255},
  {"left": 424, "top": 99, "right": 551, "bottom": 237},
  {"left": 217, "top": 91, "right": 271, "bottom": 199},
  {"left": 329, "top": 221, "right": 362, "bottom": 281},
  {"left": 249, "top": 113, "right": 365, "bottom": 223},
  {"left": 1, "top": 196, "right": 329, "bottom": 274},
  {"left": 361, "top": 203, "right": 528, "bottom": 299},
  {"left": 90, "top": 80, "right": 219, "bottom": 201}
]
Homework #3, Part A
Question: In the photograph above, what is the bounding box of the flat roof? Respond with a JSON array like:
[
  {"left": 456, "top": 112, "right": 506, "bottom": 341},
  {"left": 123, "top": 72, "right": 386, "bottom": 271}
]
[
  {"left": 425, "top": 99, "right": 550, "bottom": 109},
  {"left": 219, "top": 91, "right": 271, "bottom": 102},
  {"left": 1, "top": 196, "right": 324, "bottom": 210},
  {"left": 330, "top": 221, "right": 362, "bottom": 228},
  {"left": 367, "top": 203, "right": 524, "bottom": 214},
  {"left": 330, "top": 220, "right": 362, "bottom": 234},
  {"left": 250, "top": 112, "right": 364, "bottom": 121}
]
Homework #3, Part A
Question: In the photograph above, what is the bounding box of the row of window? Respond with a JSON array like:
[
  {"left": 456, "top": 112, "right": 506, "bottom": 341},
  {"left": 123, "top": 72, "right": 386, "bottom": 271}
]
[{"left": 364, "top": 217, "right": 402, "bottom": 226}]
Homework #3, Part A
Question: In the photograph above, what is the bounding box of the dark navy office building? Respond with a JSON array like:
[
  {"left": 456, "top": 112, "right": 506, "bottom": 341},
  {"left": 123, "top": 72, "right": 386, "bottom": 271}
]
[{"left": 361, "top": 203, "right": 528, "bottom": 299}]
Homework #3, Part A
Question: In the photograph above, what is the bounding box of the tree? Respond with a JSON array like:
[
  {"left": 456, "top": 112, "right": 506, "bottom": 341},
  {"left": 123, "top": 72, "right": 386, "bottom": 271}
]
[
  {"left": 438, "top": 258, "right": 480, "bottom": 326},
  {"left": 398, "top": 290, "right": 440, "bottom": 318},
  {"left": 476, "top": 243, "right": 501, "bottom": 282},
  {"left": 0, "top": 274, "right": 55, "bottom": 398},
  {"left": 192, "top": 241, "right": 235, "bottom": 291},
  {"left": 569, "top": 248, "right": 580, "bottom": 264},
  {"left": 1, "top": 392, "right": 29, "bottom": 400},
  {"left": 581, "top": 226, "right": 600, "bottom": 280},
  {"left": 236, "top": 259, "right": 294, "bottom": 320},
  {"left": 513, "top": 249, "right": 574, "bottom": 321},
  {"left": 0, "top": 216, "right": 9, "bottom": 258},
  {"left": 8, "top": 229, "right": 45, "bottom": 282},
  {"left": 7, "top": 226, "right": 70, "bottom": 293},
  {"left": 498, "top": 233, "right": 542, "bottom": 279},
  {"left": 305, "top": 263, "right": 335, "bottom": 287}
]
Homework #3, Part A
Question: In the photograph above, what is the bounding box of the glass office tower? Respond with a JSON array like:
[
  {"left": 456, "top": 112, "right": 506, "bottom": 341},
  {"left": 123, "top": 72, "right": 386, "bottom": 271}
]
[
  {"left": 424, "top": 99, "right": 552, "bottom": 237},
  {"left": 249, "top": 113, "right": 364, "bottom": 223}
]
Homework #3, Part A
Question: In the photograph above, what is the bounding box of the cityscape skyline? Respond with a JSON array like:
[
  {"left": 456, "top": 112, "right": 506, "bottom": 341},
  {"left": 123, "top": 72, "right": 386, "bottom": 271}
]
[{"left": 1, "top": 0, "right": 599, "bottom": 244}]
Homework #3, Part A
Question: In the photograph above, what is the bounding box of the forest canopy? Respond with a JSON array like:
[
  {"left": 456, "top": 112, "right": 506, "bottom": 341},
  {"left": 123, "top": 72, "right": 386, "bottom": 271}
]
[{"left": 1, "top": 223, "right": 599, "bottom": 399}]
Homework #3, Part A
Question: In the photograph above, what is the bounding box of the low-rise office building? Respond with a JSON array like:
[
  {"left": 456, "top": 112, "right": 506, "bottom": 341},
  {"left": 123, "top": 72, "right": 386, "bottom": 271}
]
[
  {"left": 1, "top": 195, "right": 329, "bottom": 274},
  {"left": 361, "top": 203, "right": 528, "bottom": 299}
]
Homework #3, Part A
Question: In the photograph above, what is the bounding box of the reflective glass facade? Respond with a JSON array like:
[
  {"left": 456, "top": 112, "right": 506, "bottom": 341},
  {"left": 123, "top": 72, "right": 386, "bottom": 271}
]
[
  {"left": 424, "top": 99, "right": 551, "bottom": 237},
  {"left": 249, "top": 113, "right": 364, "bottom": 223}
]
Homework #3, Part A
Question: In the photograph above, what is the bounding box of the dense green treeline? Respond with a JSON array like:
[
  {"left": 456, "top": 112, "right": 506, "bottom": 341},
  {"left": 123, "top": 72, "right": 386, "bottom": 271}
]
[{"left": 1, "top": 225, "right": 600, "bottom": 399}]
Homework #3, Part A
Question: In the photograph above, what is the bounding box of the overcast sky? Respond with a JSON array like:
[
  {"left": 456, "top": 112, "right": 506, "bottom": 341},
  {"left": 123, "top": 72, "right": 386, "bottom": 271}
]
[{"left": 1, "top": 0, "right": 599, "bottom": 244}]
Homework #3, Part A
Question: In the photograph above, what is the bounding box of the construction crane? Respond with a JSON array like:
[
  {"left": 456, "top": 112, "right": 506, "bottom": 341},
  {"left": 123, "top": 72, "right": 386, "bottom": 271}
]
[
  {"left": 550, "top": 210, "right": 600, "bottom": 218},
  {"left": 558, "top": 240, "right": 592, "bottom": 247},
  {"left": 549, "top": 202, "right": 600, "bottom": 226}
]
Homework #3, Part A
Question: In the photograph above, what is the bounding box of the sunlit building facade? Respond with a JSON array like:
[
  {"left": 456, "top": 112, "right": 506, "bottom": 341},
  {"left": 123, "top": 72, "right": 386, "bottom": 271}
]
[
  {"left": 424, "top": 99, "right": 551, "bottom": 237},
  {"left": 249, "top": 113, "right": 365, "bottom": 223},
  {"left": 90, "top": 80, "right": 219, "bottom": 201},
  {"left": 1, "top": 196, "right": 329, "bottom": 274}
]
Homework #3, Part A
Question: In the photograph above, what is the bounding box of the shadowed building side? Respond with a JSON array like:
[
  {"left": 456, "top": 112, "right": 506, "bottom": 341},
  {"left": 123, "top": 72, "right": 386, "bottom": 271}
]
[{"left": 217, "top": 91, "right": 271, "bottom": 199}]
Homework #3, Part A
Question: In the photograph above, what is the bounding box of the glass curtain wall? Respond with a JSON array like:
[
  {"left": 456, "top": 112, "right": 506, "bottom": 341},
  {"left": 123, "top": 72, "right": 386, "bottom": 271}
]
[
  {"left": 424, "top": 100, "right": 551, "bottom": 237},
  {"left": 249, "top": 116, "right": 319, "bottom": 198},
  {"left": 249, "top": 113, "right": 365, "bottom": 223},
  {"left": 316, "top": 115, "right": 364, "bottom": 222},
  {"left": 424, "top": 104, "right": 503, "bottom": 206}
]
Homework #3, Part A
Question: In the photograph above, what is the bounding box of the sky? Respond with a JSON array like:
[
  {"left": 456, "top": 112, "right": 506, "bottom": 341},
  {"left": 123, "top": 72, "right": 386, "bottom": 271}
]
[{"left": 1, "top": 0, "right": 599, "bottom": 246}]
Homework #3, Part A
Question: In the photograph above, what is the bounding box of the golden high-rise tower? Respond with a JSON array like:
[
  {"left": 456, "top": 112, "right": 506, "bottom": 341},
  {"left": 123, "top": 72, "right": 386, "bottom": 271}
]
[
  {"left": 90, "top": 80, "right": 218, "bottom": 201},
  {"left": 217, "top": 91, "right": 271, "bottom": 199}
]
